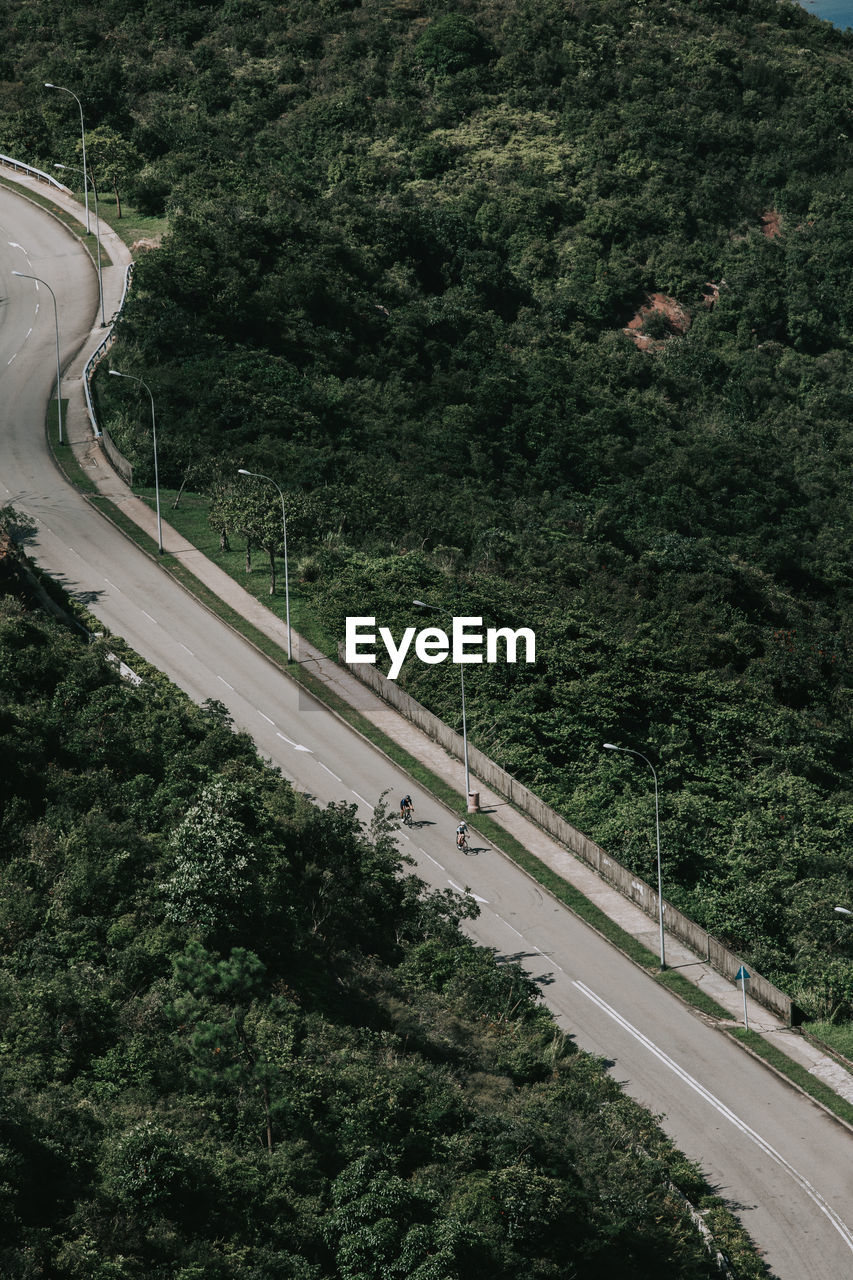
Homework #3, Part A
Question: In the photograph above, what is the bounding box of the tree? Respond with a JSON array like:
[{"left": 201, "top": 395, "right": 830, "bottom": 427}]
[
  {"left": 80, "top": 125, "right": 141, "bottom": 220},
  {"left": 160, "top": 777, "right": 255, "bottom": 931}
]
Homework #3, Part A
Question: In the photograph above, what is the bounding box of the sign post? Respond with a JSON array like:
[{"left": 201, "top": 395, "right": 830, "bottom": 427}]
[{"left": 736, "top": 966, "right": 750, "bottom": 1030}]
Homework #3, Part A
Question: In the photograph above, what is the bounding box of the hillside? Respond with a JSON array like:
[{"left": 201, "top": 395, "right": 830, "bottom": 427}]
[
  {"left": 3, "top": 0, "right": 853, "bottom": 1015},
  {"left": 0, "top": 539, "right": 769, "bottom": 1278}
]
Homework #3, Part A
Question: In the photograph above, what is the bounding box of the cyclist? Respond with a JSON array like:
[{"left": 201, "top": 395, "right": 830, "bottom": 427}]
[
  {"left": 456, "top": 820, "right": 469, "bottom": 851},
  {"left": 400, "top": 794, "right": 414, "bottom": 825}
]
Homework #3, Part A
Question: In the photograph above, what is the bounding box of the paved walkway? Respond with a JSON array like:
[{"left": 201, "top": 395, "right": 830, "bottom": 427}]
[{"left": 6, "top": 162, "right": 853, "bottom": 1114}]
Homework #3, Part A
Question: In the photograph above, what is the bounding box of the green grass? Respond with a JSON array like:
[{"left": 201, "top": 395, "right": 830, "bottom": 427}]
[
  {"left": 0, "top": 172, "right": 113, "bottom": 267},
  {"left": 48, "top": 400, "right": 100, "bottom": 492},
  {"left": 87, "top": 189, "right": 168, "bottom": 251},
  {"left": 803, "top": 1020, "right": 853, "bottom": 1065},
  {"left": 728, "top": 1027, "right": 853, "bottom": 1126}
]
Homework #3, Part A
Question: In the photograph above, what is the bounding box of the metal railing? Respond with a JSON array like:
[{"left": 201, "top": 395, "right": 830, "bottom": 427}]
[
  {"left": 0, "top": 153, "right": 71, "bottom": 192},
  {"left": 82, "top": 262, "right": 133, "bottom": 438}
]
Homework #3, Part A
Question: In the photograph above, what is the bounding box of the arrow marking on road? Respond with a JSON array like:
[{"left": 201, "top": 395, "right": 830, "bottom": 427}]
[{"left": 448, "top": 878, "right": 488, "bottom": 903}]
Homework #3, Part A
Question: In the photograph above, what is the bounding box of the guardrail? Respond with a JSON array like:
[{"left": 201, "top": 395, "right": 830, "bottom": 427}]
[
  {"left": 339, "top": 646, "right": 801, "bottom": 1026},
  {"left": 82, "top": 262, "right": 134, "bottom": 436},
  {"left": 0, "top": 153, "right": 71, "bottom": 192},
  {"left": 82, "top": 262, "right": 135, "bottom": 483}
]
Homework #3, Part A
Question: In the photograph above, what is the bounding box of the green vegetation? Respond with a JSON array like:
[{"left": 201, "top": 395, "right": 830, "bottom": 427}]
[
  {"left": 804, "top": 1020, "right": 853, "bottom": 1063},
  {"left": 6, "top": 0, "right": 853, "bottom": 1024},
  {"left": 0, "top": 535, "right": 768, "bottom": 1278}
]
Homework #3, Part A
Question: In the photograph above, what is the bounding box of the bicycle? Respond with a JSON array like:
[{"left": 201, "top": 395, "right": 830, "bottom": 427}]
[
  {"left": 455, "top": 831, "right": 470, "bottom": 853},
  {"left": 401, "top": 806, "right": 414, "bottom": 827}
]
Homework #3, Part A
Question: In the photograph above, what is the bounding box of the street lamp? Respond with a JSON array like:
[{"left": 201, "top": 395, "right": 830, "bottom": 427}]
[
  {"left": 108, "top": 370, "right": 163, "bottom": 554},
  {"left": 237, "top": 469, "right": 292, "bottom": 662},
  {"left": 604, "top": 741, "right": 666, "bottom": 968},
  {"left": 44, "top": 83, "right": 89, "bottom": 234},
  {"left": 834, "top": 907, "right": 853, "bottom": 916},
  {"left": 413, "top": 599, "right": 475, "bottom": 812},
  {"left": 54, "top": 163, "right": 104, "bottom": 326},
  {"left": 12, "top": 271, "right": 63, "bottom": 445}
]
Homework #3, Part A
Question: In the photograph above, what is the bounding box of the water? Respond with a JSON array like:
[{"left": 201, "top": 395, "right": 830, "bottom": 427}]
[{"left": 797, "top": 0, "right": 853, "bottom": 29}]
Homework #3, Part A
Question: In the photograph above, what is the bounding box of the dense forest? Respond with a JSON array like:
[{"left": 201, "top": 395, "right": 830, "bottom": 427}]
[
  {"left": 0, "top": 541, "right": 767, "bottom": 1278},
  {"left": 3, "top": 0, "right": 853, "bottom": 1018}
]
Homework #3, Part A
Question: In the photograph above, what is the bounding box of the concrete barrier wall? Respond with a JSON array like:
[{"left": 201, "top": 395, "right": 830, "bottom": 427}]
[
  {"left": 339, "top": 647, "right": 798, "bottom": 1025},
  {"left": 100, "top": 427, "right": 134, "bottom": 485}
]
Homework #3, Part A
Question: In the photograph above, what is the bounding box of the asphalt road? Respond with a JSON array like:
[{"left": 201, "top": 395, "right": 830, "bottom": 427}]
[{"left": 2, "top": 184, "right": 853, "bottom": 1280}]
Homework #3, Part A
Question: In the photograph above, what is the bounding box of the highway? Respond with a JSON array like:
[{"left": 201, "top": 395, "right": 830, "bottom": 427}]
[{"left": 2, "top": 182, "right": 853, "bottom": 1280}]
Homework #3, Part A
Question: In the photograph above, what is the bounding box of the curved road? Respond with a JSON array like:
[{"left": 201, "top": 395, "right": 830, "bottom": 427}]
[{"left": 2, "top": 184, "right": 853, "bottom": 1280}]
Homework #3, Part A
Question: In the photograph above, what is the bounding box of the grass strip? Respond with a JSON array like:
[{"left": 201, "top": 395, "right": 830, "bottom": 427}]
[
  {"left": 48, "top": 402, "right": 100, "bottom": 492},
  {"left": 728, "top": 1027, "right": 853, "bottom": 1126},
  {"left": 0, "top": 172, "right": 113, "bottom": 267}
]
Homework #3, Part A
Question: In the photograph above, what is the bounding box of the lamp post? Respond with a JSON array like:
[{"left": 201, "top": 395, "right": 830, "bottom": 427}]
[
  {"left": 604, "top": 741, "right": 665, "bottom": 968},
  {"left": 12, "top": 270, "right": 63, "bottom": 444},
  {"left": 108, "top": 370, "right": 162, "bottom": 554},
  {"left": 237, "top": 469, "right": 292, "bottom": 661},
  {"left": 54, "top": 163, "right": 104, "bottom": 326},
  {"left": 834, "top": 907, "right": 853, "bottom": 916},
  {"left": 44, "top": 83, "right": 89, "bottom": 234},
  {"left": 413, "top": 599, "right": 474, "bottom": 812}
]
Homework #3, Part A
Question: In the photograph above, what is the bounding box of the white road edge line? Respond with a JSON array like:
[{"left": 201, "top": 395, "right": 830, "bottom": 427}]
[
  {"left": 419, "top": 849, "right": 443, "bottom": 869},
  {"left": 351, "top": 790, "right": 374, "bottom": 811},
  {"left": 573, "top": 979, "right": 853, "bottom": 1253},
  {"left": 318, "top": 762, "right": 341, "bottom": 782},
  {"left": 217, "top": 675, "right": 233, "bottom": 690},
  {"left": 258, "top": 711, "right": 274, "bottom": 725}
]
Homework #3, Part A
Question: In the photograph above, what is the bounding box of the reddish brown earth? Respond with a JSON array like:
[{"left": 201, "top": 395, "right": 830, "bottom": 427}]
[
  {"left": 623, "top": 291, "right": 692, "bottom": 349},
  {"left": 760, "top": 208, "right": 782, "bottom": 238}
]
